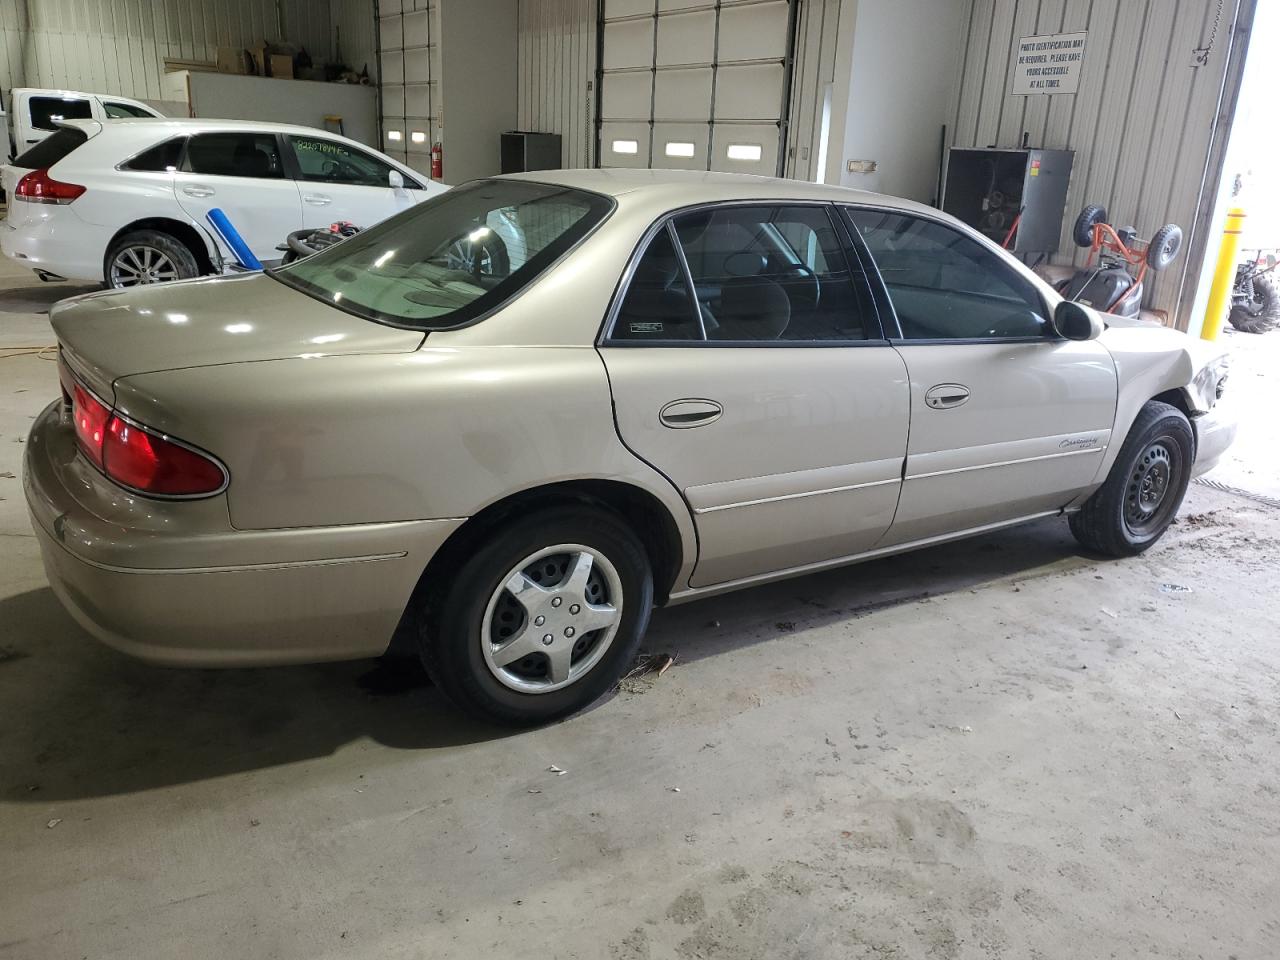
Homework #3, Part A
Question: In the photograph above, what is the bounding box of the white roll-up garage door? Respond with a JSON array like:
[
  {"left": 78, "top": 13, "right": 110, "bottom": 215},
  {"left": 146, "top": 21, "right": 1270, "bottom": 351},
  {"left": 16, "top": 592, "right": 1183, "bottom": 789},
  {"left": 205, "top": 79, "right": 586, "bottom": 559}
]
[
  {"left": 597, "top": 0, "right": 797, "bottom": 176},
  {"left": 378, "top": 1, "right": 441, "bottom": 178}
]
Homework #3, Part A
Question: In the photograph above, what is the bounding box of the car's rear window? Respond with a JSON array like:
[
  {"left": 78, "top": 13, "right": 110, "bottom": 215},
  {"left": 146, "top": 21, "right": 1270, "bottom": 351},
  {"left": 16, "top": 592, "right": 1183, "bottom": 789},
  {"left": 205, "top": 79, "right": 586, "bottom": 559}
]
[
  {"left": 269, "top": 179, "right": 613, "bottom": 330},
  {"left": 14, "top": 128, "right": 88, "bottom": 169}
]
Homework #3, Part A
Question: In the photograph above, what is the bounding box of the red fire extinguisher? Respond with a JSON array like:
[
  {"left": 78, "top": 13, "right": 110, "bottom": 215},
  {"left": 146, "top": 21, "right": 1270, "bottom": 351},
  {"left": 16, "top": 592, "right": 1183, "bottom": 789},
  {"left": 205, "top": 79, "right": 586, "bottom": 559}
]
[{"left": 430, "top": 142, "right": 442, "bottom": 180}]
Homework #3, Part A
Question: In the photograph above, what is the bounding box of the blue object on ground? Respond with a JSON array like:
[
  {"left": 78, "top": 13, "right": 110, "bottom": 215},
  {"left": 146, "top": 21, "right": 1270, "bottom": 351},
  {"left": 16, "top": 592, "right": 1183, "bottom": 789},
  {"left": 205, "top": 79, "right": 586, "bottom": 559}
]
[{"left": 206, "top": 208, "right": 263, "bottom": 271}]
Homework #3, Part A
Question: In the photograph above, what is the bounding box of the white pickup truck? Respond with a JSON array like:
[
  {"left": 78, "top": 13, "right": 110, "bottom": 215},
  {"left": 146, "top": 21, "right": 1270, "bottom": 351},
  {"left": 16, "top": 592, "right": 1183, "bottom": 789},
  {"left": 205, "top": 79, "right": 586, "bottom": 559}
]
[{"left": 4, "top": 87, "right": 164, "bottom": 163}]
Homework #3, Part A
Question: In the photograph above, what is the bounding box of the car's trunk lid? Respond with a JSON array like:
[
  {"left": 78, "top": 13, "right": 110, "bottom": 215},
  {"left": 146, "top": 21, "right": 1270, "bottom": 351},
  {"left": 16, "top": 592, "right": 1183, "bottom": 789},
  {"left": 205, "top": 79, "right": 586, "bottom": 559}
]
[{"left": 53, "top": 272, "right": 424, "bottom": 398}]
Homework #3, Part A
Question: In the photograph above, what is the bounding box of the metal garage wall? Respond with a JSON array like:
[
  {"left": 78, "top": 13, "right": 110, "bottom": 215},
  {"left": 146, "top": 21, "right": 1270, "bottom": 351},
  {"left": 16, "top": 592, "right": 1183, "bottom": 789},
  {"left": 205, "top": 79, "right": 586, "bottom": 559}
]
[
  {"left": 0, "top": 0, "right": 332, "bottom": 102},
  {"left": 377, "top": 0, "right": 440, "bottom": 177},
  {"left": 332, "top": 0, "right": 378, "bottom": 80},
  {"left": 951, "top": 0, "right": 1248, "bottom": 328},
  {"left": 516, "top": 0, "right": 596, "bottom": 168}
]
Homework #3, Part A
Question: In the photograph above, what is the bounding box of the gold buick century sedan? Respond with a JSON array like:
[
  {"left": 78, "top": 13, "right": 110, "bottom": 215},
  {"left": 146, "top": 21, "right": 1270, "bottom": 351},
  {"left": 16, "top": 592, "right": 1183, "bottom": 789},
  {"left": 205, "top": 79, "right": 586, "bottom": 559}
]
[{"left": 25, "top": 171, "right": 1235, "bottom": 724}]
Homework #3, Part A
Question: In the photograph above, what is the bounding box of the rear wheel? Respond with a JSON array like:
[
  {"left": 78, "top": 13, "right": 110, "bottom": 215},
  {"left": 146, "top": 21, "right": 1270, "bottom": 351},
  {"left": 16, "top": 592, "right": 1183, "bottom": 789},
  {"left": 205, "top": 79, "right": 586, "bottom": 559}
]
[
  {"left": 105, "top": 230, "right": 199, "bottom": 288},
  {"left": 1069, "top": 401, "right": 1193, "bottom": 556},
  {"left": 418, "top": 505, "right": 653, "bottom": 725},
  {"left": 1228, "top": 272, "right": 1280, "bottom": 333},
  {"left": 1145, "top": 223, "right": 1183, "bottom": 271}
]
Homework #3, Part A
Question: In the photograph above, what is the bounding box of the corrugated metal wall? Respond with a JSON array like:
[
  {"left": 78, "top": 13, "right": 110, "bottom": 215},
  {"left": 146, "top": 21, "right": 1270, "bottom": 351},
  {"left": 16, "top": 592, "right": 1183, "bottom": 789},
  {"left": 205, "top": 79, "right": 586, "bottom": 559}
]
[
  {"left": 950, "top": 0, "right": 1244, "bottom": 327},
  {"left": 0, "top": 0, "right": 332, "bottom": 102},
  {"left": 516, "top": 0, "right": 595, "bottom": 169},
  {"left": 332, "top": 0, "right": 377, "bottom": 80}
]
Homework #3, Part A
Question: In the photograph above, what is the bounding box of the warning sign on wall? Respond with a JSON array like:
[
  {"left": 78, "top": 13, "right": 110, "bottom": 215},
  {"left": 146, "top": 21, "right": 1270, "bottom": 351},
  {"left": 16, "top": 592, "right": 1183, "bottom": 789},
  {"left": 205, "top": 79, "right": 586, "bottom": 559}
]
[{"left": 1012, "top": 32, "right": 1087, "bottom": 96}]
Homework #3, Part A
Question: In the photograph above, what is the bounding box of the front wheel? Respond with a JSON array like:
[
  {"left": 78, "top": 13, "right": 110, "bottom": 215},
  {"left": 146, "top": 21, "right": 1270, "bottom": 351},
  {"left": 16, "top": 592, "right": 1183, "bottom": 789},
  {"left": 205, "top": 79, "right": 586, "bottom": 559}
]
[
  {"left": 1069, "top": 401, "right": 1194, "bottom": 556},
  {"left": 418, "top": 505, "right": 653, "bottom": 725}
]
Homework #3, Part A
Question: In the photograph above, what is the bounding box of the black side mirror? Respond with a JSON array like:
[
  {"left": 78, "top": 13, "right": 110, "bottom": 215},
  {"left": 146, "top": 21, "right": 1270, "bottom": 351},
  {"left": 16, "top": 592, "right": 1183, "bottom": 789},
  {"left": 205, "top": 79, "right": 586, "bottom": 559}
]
[{"left": 1054, "top": 299, "right": 1104, "bottom": 341}]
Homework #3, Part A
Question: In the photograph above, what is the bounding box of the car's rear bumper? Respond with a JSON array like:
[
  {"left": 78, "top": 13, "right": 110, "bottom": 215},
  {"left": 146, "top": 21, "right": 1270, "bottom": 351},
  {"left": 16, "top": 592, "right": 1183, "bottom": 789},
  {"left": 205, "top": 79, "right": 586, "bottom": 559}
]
[
  {"left": 1, "top": 204, "right": 106, "bottom": 281},
  {"left": 1191, "top": 402, "right": 1237, "bottom": 478},
  {"left": 24, "top": 400, "right": 464, "bottom": 667}
]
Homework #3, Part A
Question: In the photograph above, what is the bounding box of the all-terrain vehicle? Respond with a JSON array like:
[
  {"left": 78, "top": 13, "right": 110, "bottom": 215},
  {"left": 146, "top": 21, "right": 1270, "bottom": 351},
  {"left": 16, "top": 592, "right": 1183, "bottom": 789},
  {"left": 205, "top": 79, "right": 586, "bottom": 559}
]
[
  {"left": 1057, "top": 204, "right": 1183, "bottom": 319},
  {"left": 1227, "top": 250, "right": 1280, "bottom": 334}
]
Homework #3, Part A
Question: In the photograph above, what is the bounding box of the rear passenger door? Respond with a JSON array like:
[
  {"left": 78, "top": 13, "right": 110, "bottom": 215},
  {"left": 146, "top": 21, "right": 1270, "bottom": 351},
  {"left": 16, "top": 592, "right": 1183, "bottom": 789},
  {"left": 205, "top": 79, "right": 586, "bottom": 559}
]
[
  {"left": 172, "top": 131, "right": 303, "bottom": 264},
  {"left": 599, "top": 203, "right": 910, "bottom": 589},
  {"left": 845, "top": 207, "right": 1118, "bottom": 545},
  {"left": 284, "top": 134, "right": 422, "bottom": 231}
]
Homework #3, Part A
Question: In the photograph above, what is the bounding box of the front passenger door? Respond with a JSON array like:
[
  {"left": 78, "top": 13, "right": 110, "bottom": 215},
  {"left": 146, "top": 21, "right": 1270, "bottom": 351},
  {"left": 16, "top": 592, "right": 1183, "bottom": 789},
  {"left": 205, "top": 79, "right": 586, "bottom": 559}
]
[
  {"left": 284, "top": 134, "right": 423, "bottom": 231},
  {"left": 846, "top": 207, "right": 1118, "bottom": 546}
]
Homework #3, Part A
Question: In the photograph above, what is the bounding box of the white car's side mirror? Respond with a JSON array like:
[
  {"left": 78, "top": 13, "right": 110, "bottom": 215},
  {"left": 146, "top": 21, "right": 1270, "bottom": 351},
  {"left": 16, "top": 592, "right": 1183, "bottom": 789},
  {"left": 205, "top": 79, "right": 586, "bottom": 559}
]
[
  {"left": 388, "top": 169, "right": 405, "bottom": 190},
  {"left": 1055, "top": 299, "right": 1104, "bottom": 341}
]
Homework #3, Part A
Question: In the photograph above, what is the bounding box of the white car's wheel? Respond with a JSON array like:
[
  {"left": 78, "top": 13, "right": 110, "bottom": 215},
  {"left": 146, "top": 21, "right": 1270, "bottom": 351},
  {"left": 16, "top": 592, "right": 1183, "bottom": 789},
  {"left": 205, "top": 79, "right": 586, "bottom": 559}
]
[
  {"left": 419, "top": 505, "right": 653, "bottom": 725},
  {"left": 106, "top": 230, "right": 199, "bottom": 288}
]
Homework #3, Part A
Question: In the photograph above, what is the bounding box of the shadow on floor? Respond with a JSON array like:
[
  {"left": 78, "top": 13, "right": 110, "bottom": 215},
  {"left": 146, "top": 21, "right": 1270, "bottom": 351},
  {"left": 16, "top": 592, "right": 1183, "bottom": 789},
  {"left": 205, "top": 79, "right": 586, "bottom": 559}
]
[
  {"left": 0, "top": 517, "right": 1096, "bottom": 802},
  {"left": 0, "top": 281, "right": 100, "bottom": 314}
]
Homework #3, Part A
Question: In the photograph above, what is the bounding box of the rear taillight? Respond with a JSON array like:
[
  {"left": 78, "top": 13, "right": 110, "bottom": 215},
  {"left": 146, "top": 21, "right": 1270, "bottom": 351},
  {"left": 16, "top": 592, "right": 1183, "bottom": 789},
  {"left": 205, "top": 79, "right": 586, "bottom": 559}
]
[
  {"left": 15, "top": 168, "right": 86, "bottom": 204},
  {"left": 103, "top": 416, "right": 226, "bottom": 496},
  {"left": 65, "top": 370, "right": 226, "bottom": 497}
]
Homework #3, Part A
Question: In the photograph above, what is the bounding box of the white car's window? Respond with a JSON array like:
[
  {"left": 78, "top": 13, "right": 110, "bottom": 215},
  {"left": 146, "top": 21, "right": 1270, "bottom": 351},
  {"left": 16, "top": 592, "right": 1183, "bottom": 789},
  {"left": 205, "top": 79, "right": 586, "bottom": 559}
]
[
  {"left": 29, "top": 96, "right": 92, "bottom": 131},
  {"left": 612, "top": 205, "right": 876, "bottom": 343},
  {"left": 120, "top": 137, "right": 184, "bottom": 172},
  {"left": 270, "top": 179, "right": 613, "bottom": 329},
  {"left": 103, "top": 101, "right": 156, "bottom": 119},
  {"left": 182, "top": 132, "right": 285, "bottom": 179},
  {"left": 286, "top": 134, "right": 420, "bottom": 189},
  {"left": 848, "top": 209, "right": 1050, "bottom": 341}
]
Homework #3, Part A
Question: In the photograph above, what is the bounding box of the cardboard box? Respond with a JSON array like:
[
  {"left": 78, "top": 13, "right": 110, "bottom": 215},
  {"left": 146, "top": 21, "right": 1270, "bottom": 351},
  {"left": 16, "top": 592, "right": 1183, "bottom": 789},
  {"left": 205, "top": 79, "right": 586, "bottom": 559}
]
[
  {"left": 216, "top": 46, "right": 246, "bottom": 74},
  {"left": 247, "top": 45, "right": 267, "bottom": 76},
  {"left": 269, "top": 54, "right": 294, "bottom": 79}
]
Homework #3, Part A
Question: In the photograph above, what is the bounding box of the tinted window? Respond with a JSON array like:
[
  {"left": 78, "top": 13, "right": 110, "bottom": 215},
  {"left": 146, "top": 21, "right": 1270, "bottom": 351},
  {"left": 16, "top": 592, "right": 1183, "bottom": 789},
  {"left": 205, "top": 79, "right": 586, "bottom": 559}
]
[
  {"left": 182, "top": 132, "right": 284, "bottom": 179},
  {"left": 13, "top": 128, "right": 87, "bottom": 168},
  {"left": 287, "top": 134, "right": 417, "bottom": 188},
  {"left": 612, "top": 205, "right": 873, "bottom": 342},
  {"left": 613, "top": 228, "right": 703, "bottom": 341},
  {"left": 103, "top": 101, "right": 156, "bottom": 119},
  {"left": 121, "top": 137, "right": 184, "bottom": 172},
  {"left": 270, "top": 180, "right": 612, "bottom": 329},
  {"left": 848, "top": 209, "right": 1050, "bottom": 340},
  {"left": 29, "top": 96, "right": 92, "bottom": 131}
]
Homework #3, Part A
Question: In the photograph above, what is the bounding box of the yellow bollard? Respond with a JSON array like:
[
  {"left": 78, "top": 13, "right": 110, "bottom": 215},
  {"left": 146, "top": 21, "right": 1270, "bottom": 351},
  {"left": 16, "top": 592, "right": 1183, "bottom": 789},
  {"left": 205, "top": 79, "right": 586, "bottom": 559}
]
[{"left": 1201, "top": 207, "right": 1247, "bottom": 340}]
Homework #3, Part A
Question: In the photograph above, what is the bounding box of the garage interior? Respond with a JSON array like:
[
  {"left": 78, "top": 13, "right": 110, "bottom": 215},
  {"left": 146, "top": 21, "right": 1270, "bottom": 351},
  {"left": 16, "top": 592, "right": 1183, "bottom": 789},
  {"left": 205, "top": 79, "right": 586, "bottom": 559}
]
[{"left": 2, "top": 1, "right": 1279, "bottom": 957}]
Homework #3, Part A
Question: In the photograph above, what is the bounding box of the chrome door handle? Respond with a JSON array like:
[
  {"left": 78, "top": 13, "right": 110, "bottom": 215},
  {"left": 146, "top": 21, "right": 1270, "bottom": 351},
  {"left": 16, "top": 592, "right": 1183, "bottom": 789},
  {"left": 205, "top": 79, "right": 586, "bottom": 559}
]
[
  {"left": 924, "top": 383, "right": 970, "bottom": 410},
  {"left": 182, "top": 184, "right": 215, "bottom": 198},
  {"left": 303, "top": 194, "right": 332, "bottom": 205},
  {"left": 659, "top": 398, "right": 723, "bottom": 429}
]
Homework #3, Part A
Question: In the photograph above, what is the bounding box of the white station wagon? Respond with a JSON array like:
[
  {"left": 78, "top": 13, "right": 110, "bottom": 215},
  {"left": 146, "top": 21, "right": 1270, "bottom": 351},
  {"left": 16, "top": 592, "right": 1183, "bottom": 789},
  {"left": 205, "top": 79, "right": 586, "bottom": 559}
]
[
  {"left": 25, "top": 171, "right": 1234, "bottom": 725},
  {"left": 1, "top": 117, "right": 446, "bottom": 287}
]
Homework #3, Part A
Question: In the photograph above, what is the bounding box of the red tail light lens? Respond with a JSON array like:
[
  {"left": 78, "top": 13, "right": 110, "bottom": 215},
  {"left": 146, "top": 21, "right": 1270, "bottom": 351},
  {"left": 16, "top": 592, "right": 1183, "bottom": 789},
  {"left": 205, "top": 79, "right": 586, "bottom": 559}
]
[
  {"left": 71, "top": 382, "right": 109, "bottom": 468},
  {"left": 15, "top": 168, "right": 86, "bottom": 204},
  {"left": 103, "top": 416, "right": 226, "bottom": 496},
  {"left": 64, "top": 366, "right": 225, "bottom": 497}
]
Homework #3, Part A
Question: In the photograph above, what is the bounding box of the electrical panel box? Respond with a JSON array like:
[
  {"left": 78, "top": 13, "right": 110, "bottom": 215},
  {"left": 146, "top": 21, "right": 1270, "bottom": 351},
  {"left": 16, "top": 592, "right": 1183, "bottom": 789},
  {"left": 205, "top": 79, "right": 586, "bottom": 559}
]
[
  {"left": 500, "top": 131, "right": 563, "bottom": 174},
  {"left": 942, "top": 148, "right": 1074, "bottom": 255}
]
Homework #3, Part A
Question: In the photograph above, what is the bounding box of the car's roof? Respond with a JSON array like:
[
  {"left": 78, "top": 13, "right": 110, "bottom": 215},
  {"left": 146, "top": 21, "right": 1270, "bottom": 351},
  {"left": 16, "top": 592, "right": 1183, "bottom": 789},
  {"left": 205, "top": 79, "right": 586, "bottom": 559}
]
[
  {"left": 64, "top": 116, "right": 349, "bottom": 136},
  {"left": 498, "top": 168, "right": 936, "bottom": 215}
]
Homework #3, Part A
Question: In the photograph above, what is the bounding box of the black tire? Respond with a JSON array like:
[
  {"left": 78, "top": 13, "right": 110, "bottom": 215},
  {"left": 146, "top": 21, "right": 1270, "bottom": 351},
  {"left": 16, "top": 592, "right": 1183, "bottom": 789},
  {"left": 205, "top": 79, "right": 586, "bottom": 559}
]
[
  {"left": 1145, "top": 223, "right": 1183, "bottom": 271},
  {"left": 418, "top": 505, "right": 653, "bottom": 725},
  {"left": 1228, "top": 272, "right": 1280, "bottom": 333},
  {"left": 104, "top": 229, "right": 200, "bottom": 288},
  {"left": 1069, "top": 401, "right": 1194, "bottom": 557},
  {"left": 1073, "top": 204, "right": 1108, "bottom": 247}
]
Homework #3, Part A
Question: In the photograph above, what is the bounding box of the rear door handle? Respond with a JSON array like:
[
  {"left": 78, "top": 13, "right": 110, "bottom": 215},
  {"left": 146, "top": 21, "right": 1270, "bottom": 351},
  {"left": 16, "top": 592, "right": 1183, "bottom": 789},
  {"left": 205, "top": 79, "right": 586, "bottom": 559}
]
[
  {"left": 659, "top": 398, "right": 723, "bottom": 428},
  {"left": 924, "top": 383, "right": 970, "bottom": 410},
  {"left": 182, "top": 184, "right": 215, "bottom": 198},
  {"left": 303, "top": 194, "right": 332, "bottom": 206}
]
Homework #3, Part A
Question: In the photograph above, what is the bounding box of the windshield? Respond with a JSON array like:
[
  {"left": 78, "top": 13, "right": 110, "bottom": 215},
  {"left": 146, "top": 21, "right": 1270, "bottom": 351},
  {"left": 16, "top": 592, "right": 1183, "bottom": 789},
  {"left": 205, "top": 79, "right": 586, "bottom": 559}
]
[{"left": 269, "top": 179, "right": 613, "bottom": 329}]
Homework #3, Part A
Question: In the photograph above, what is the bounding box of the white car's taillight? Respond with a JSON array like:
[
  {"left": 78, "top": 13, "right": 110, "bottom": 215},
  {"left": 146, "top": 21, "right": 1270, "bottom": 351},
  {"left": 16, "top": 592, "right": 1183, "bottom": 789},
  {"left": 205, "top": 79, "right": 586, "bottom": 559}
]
[{"left": 15, "top": 168, "right": 86, "bottom": 204}]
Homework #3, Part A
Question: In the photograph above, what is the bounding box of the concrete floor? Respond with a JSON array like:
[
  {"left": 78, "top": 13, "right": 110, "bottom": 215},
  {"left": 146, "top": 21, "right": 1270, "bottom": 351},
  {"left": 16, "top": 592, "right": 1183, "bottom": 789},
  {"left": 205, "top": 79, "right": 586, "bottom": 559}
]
[{"left": 2, "top": 257, "right": 1279, "bottom": 960}]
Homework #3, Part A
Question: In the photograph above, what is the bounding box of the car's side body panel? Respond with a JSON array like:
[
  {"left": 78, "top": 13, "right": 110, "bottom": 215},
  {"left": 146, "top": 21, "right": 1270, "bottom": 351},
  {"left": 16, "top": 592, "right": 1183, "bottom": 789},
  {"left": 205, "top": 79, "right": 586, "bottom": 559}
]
[
  {"left": 601, "top": 346, "right": 910, "bottom": 586},
  {"left": 884, "top": 339, "right": 1117, "bottom": 545}
]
